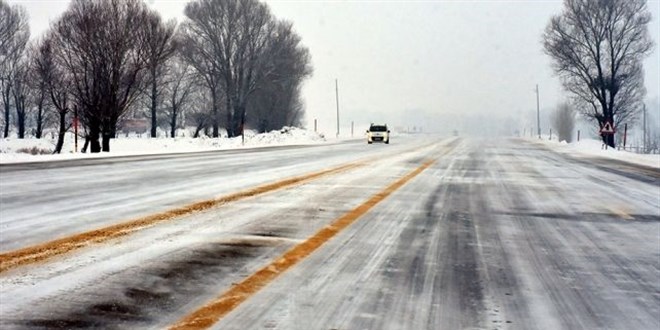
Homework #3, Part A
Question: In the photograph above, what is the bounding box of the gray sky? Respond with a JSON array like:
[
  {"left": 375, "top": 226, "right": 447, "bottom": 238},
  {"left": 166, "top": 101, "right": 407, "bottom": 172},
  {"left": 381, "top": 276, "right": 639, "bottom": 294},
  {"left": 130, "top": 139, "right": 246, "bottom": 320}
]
[{"left": 7, "top": 0, "right": 660, "bottom": 136}]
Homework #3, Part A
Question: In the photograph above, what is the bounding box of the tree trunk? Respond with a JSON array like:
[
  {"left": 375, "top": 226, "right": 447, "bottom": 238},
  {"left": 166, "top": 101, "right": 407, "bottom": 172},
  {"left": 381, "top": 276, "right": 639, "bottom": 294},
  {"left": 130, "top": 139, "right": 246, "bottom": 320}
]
[
  {"left": 102, "top": 133, "right": 111, "bottom": 152},
  {"left": 170, "top": 91, "right": 178, "bottom": 138},
  {"left": 3, "top": 103, "right": 8, "bottom": 138},
  {"left": 16, "top": 109, "right": 25, "bottom": 139},
  {"left": 233, "top": 104, "right": 245, "bottom": 139},
  {"left": 150, "top": 72, "right": 157, "bottom": 138},
  {"left": 2, "top": 85, "right": 9, "bottom": 138},
  {"left": 17, "top": 116, "right": 24, "bottom": 138},
  {"left": 53, "top": 110, "right": 67, "bottom": 154},
  {"left": 211, "top": 89, "right": 219, "bottom": 138},
  {"left": 82, "top": 136, "right": 90, "bottom": 153},
  {"left": 605, "top": 134, "right": 615, "bottom": 148},
  {"left": 109, "top": 123, "right": 117, "bottom": 139},
  {"left": 239, "top": 105, "right": 246, "bottom": 141},
  {"left": 170, "top": 104, "right": 177, "bottom": 138},
  {"left": 36, "top": 104, "right": 44, "bottom": 139},
  {"left": 89, "top": 124, "right": 101, "bottom": 153},
  {"left": 225, "top": 96, "right": 233, "bottom": 138},
  {"left": 13, "top": 92, "right": 25, "bottom": 139},
  {"left": 602, "top": 114, "right": 616, "bottom": 148}
]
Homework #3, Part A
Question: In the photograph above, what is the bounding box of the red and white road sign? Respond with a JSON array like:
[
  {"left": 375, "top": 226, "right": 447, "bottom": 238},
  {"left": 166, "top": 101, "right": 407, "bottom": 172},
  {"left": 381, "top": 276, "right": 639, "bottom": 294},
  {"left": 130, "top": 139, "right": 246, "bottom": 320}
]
[{"left": 600, "top": 121, "right": 615, "bottom": 134}]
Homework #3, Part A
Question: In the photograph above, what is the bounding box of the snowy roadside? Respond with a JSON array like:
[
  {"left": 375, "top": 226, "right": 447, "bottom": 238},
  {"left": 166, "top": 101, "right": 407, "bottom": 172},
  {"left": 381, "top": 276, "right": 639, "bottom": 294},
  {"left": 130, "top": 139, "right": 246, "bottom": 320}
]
[
  {"left": 0, "top": 127, "right": 336, "bottom": 164},
  {"left": 523, "top": 136, "right": 660, "bottom": 169}
]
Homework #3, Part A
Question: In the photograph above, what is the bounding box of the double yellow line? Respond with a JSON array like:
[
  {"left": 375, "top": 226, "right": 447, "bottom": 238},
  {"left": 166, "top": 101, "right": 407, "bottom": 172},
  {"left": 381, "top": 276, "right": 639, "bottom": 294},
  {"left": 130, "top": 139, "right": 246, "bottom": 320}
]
[
  {"left": 169, "top": 159, "right": 436, "bottom": 329},
  {"left": 0, "top": 162, "right": 363, "bottom": 274},
  {"left": 0, "top": 141, "right": 447, "bottom": 274},
  {"left": 1, "top": 142, "right": 446, "bottom": 329}
]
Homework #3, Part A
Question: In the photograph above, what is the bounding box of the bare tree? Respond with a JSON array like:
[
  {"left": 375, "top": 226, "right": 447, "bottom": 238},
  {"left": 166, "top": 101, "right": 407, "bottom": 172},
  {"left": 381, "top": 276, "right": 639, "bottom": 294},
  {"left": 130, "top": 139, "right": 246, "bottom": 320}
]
[
  {"left": 163, "top": 59, "right": 195, "bottom": 138},
  {"left": 143, "top": 13, "right": 177, "bottom": 138},
  {"left": 33, "top": 35, "right": 71, "bottom": 153},
  {"left": 551, "top": 102, "right": 576, "bottom": 142},
  {"left": 543, "top": 0, "right": 654, "bottom": 147},
  {"left": 248, "top": 21, "right": 311, "bottom": 132},
  {"left": 642, "top": 98, "right": 659, "bottom": 153},
  {"left": 178, "top": 1, "right": 226, "bottom": 138},
  {"left": 27, "top": 42, "right": 53, "bottom": 139},
  {"left": 50, "top": 0, "right": 154, "bottom": 152},
  {"left": 1, "top": 68, "right": 11, "bottom": 137},
  {"left": 181, "top": 0, "right": 276, "bottom": 138},
  {"left": 0, "top": 0, "right": 29, "bottom": 138},
  {"left": 11, "top": 57, "right": 29, "bottom": 138},
  {"left": 0, "top": 0, "right": 29, "bottom": 68},
  {"left": 187, "top": 87, "right": 213, "bottom": 138}
]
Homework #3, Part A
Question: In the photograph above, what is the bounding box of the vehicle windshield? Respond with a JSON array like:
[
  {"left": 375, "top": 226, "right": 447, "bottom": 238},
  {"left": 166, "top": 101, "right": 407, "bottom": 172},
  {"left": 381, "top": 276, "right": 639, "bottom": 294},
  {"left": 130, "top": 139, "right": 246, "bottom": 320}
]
[{"left": 370, "top": 125, "right": 387, "bottom": 132}]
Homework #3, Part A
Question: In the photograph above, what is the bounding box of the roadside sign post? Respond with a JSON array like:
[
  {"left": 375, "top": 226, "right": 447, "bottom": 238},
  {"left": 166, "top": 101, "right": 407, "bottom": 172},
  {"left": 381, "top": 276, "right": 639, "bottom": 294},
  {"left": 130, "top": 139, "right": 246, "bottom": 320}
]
[{"left": 599, "top": 121, "right": 616, "bottom": 149}]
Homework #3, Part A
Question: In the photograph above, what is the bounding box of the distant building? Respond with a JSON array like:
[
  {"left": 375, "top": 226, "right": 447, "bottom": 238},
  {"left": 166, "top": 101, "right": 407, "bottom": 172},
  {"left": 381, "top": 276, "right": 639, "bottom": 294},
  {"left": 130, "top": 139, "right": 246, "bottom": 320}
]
[{"left": 119, "top": 118, "right": 148, "bottom": 135}]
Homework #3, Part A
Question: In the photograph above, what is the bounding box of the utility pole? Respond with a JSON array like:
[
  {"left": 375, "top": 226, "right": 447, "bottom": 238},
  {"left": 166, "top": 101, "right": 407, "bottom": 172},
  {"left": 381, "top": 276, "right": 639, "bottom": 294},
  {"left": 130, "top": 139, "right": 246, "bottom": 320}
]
[
  {"left": 536, "top": 84, "right": 541, "bottom": 139},
  {"left": 335, "top": 79, "right": 340, "bottom": 138}
]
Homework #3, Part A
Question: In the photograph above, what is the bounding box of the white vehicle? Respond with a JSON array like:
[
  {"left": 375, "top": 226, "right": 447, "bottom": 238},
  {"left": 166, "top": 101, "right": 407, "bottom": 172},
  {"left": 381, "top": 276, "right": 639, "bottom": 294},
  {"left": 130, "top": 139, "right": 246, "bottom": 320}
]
[{"left": 367, "top": 124, "right": 390, "bottom": 144}]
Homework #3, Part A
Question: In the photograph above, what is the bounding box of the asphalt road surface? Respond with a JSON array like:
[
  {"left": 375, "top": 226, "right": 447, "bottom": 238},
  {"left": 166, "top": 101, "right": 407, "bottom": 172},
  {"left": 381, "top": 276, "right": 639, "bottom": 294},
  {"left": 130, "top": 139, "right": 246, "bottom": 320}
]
[{"left": 0, "top": 137, "right": 658, "bottom": 330}]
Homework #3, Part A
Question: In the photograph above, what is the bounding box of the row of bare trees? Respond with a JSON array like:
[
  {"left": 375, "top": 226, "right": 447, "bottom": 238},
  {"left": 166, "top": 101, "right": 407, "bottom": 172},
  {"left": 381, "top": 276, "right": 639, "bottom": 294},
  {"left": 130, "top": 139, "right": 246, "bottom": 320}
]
[
  {"left": 0, "top": 0, "right": 312, "bottom": 153},
  {"left": 1, "top": 0, "right": 29, "bottom": 139},
  {"left": 179, "top": 0, "right": 311, "bottom": 139}
]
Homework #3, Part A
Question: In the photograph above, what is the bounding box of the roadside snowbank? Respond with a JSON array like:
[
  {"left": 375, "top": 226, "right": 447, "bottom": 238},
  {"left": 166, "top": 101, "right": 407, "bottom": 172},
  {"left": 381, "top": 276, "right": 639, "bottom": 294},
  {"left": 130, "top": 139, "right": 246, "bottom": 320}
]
[
  {"left": 0, "top": 127, "right": 326, "bottom": 164},
  {"left": 524, "top": 136, "right": 659, "bottom": 169}
]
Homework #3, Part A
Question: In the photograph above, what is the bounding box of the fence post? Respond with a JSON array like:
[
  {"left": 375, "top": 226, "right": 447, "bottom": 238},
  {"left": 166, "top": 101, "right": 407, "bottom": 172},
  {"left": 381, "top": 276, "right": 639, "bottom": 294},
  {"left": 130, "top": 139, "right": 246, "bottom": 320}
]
[
  {"left": 577, "top": 130, "right": 580, "bottom": 142},
  {"left": 549, "top": 128, "right": 552, "bottom": 141},
  {"left": 314, "top": 119, "right": 317, "bottom": 132},
  {"left": 623, "top": 123, "right": 628, "bottom": 148}
]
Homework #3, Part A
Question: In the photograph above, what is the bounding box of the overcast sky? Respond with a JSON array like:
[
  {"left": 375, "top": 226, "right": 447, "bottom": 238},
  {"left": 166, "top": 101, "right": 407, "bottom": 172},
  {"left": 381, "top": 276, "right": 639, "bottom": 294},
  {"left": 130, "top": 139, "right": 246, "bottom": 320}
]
[{"left": 7, "top": 0, "right": 660, "bottom": 136}]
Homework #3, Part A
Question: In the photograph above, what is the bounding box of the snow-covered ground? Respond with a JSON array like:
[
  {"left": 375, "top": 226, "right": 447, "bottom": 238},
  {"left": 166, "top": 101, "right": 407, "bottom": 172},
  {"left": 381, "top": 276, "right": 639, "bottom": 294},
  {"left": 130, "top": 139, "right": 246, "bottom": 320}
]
[
  {"left": 523, "top": 136, "right": 660, "bottom": 168},
  {"left": 0, "top": 127, "right": 335, "bottom": 164},
  {"left": 3, "top": 129, "right": 657, "bottom": 170},
  {"left": 1, "top": 137, "right": 658, "bottom": 329}
]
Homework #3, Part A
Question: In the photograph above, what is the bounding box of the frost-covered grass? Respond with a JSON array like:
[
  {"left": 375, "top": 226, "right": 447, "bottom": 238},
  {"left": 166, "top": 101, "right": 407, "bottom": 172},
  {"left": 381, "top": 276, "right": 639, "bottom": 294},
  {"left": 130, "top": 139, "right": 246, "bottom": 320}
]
[
  {"left": 0, "top": 127, "right": 327, "bottom": 164},
  {"left": 524, "top": 135, "right": 660, "bottom": 168}
]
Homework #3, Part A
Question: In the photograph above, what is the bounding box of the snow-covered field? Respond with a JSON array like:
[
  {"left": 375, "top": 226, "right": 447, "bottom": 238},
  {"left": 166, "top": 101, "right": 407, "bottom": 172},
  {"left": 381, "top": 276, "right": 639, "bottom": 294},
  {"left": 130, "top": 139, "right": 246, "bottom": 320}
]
[
  {"left": 524, "top": 136, "right": 660, "bottom": 168},
  {"left": 0, "top": 127, "right": 332, "bottom": 164},
  {"left": 2, "top": 128, "right": 657, "bottom": 169}
]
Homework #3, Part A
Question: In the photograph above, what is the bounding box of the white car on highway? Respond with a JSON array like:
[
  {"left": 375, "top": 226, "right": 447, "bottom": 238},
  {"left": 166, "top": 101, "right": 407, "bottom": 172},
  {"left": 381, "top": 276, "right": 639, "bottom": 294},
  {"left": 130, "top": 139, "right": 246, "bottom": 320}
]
[{"left": 367, "top": 124, "right": 390, "bottom": 144}]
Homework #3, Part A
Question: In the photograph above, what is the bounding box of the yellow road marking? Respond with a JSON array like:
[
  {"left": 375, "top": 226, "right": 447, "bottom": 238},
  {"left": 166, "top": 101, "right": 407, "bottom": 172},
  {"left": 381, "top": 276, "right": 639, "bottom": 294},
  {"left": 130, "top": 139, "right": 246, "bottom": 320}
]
[
  {"left": 0, "top": 162, "right": 364, "bottom": 274},
  {"left": 168, "top": 159, "right": 436, "bottom": 330},
  {"left": 608, "top": 207, "right": 635, "bottom": 221}
]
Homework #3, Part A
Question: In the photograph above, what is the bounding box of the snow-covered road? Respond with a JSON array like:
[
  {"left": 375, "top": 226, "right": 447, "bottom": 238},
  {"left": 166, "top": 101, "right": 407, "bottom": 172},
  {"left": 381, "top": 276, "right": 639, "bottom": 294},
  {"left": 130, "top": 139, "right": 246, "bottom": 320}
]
[{"left": 0, "top": 137, "right": 658, "bottom": 329}]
